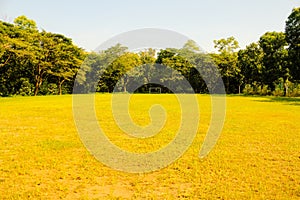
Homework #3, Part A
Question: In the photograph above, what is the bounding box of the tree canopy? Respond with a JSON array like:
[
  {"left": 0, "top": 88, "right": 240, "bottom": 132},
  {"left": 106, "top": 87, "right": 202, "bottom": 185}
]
[{"left": 1, "top": 8, "right": 300, "bottom": 97}]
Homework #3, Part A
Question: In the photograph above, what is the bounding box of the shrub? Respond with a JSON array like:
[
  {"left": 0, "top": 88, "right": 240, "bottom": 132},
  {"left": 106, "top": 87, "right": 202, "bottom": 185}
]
[
  {"left": 17, "top": 78, "right": 33, "bottom": 96},
  {"left": 243, "top": 83, "right": 270, "bottom": 96},
  {"left": 290, "top": 83, "right": 300, "bottom": 97},
  {"left": 243, "top": 84, "right": 254, "bottom": 95},
  {"left": 272, "top": 85, "right": 284, "bottom": 96},
  {"left": 257, "top": 85, "right": 270, "bottom": 96},
  {"left": 39, "top": 82, "right": 58, "bottom": 95}
]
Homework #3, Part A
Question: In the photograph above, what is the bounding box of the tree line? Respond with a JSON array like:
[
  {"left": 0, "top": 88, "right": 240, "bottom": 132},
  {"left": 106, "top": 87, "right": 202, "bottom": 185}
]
[
  {"left": 0, "top": 16, "right": 85, "bottom": 96},
  {"left": 0, "top": 7, "right": 299, "bottom": 96}
]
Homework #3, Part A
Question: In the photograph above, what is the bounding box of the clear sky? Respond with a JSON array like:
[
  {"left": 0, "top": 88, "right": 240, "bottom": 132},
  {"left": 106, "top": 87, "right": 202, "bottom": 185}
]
[{"left": 0, "top": 0, "right": 299, "bottom": 52}]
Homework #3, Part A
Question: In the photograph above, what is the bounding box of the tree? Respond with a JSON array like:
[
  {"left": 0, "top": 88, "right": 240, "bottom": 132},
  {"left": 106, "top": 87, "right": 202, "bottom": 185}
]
[
  {"left": 259, "top": 32, "right": 288, "bottom": 89},
  {"left": 238, "top": 42, "right": 263, "bottom": 86},
  {"left": 14, "top": 15, "right": 37, "bottom": 31},
  {"left": 285, "top": 7, "right": 300, "bottom": 81},
  {"left": 0, "top": 22, "right": 14, "bottom": 66},
  {"left": 97, "top": 44, "right": 129, "bottom": 92},
  {"left": 177, "top": 41, "right": 210, "bottom": 93},
  {"left": 136, "top": 48, "right": 156, "bottom": 92},
  {"left": 46, "top": 33, "right": 84, "bottom": 95},
  {"left": 0, "top": 18, "right": 37, "bottom": 96},
  {"left": 109, "top": 52, "right": 141, "bottom": 92},
  {"left": 31, "top": 31, "right": 54, "bottom": 95},
  {"left": 189, "top": 52, "right": 218, "bottom": 93},
  {"left": 11, "top": 16, "right": 47, "bottom": 96},
  {"left": 212, "top": 37, "right": 240, "bottom": 93},
  {"left": 156, "top": 48, "right": 194, "bottom": 92},
  {"left": 213, "top": 37, "right": 239, "bottom": 52},
  {"left": 74, "top": 52, "right": 104, "bottom": 93},
  {"left": 0, "top": 15, "right": 86, "bottom": 96},
  {"left": 181, "top": 40, "right": 201, "bottom": 53}
]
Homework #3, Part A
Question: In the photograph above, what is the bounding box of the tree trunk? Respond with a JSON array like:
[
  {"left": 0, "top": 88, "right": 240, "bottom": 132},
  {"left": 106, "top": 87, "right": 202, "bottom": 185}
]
[
  {"left": 58, "top": 82, "right": 62, "bottom": 95},
  {"left": 34, "top": 80, "right": 39, "bottom": 96},
  {"left": 34, "top": 76, "right": 42, "bottom": 96},
  {"left": 57, "top": 78, "right": 65, "bottom": 95},
  {"left": 123, "top": 76, "right": 128, "bottom": 93},
  {"left": 284, "top": 78, "right": 289, "bottom": 97},
  {"left": 226, "top": 77, "right": 230, "bottom": 94},
  {"left": 34, "top": 65, "right": 42, "bottom": 96}
]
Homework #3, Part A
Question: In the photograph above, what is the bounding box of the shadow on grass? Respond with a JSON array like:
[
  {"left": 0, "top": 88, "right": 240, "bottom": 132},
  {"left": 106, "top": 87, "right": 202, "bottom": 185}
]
[{"left": 256, "top": 96, "right": 300, "bottom": 106}]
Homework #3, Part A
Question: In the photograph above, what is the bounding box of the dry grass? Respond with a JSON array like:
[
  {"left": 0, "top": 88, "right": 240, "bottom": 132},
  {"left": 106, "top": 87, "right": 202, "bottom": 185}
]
[{"left": 0, "top": 94, "right": 299, "bottom": 199}]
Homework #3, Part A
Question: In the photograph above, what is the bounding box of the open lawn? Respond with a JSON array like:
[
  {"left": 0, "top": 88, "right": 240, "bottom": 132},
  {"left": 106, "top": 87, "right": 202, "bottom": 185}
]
[{"left": 0, "top": 94, "right": 300, "bottom": 199}]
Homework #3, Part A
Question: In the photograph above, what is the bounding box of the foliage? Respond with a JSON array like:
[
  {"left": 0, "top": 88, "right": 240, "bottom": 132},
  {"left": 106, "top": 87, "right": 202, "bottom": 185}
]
[
  {"left": 17, "top": 78, "right": 33, "bottom": 96},
  {"left": 290, "top": 83, "right": 300, "bottom": 97},
  {"left": 242, "top": 82, "right": 270, "bottom": 96},
  {"left": 286, "top": 7, "right": 300, "bottom": 80},
  {"left": 259, "top": 32, "right": 288, "bottom": 90},
  {"left": 211, "top": 37, "right": 241, "bottom": 93},
  {"left": 1, "top": 8, "right": 300, "bottom": 96},
  {"left": 238, "top": 43, "right": 263, "bottom": 85},
  {"left": 0, "top": 16, "right": 84, "bottom": 96}
]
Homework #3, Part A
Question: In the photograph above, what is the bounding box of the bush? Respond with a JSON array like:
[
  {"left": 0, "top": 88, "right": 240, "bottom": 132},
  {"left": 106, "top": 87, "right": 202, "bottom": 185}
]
[
  {"left": 290, "top": 83, "right": 300, "bottom": 97},
  {"left": 17, "top": 78, "right": 33, "bottom": 96},
  {"left": 243, "top": 84, "right": 254, "bottom": 95},
  {"left": 257, "top": 85, "right": 270, "bottom": 96},
  {"left": 243, "top": 83, "right": 270, "bottom": 96},
  {"left": 39, "top": 82, "right": 58, "bottom": 95},
  {"left": 272, "top": 86, "right": 284, "bottom": 96}
]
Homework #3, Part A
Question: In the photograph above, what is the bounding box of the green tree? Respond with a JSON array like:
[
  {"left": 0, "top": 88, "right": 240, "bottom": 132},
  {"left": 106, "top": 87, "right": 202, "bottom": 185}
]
[
  {"left": 0, "top": 18, "right": 37, "bottom": 96},
  {"left": 0, "top": 16, "right": 86, "bottom": 96},
  {"left": 238, "top": 42, "right": 263, "bottom": 86},
  {"left": 109, "top": 52, "right": 141, "bottom": 92},
  {"left": 212, "top": 37, "right": 240, "bottom": 93},
  {"left": 12, "top": 16, "right": 46, "bottom": 96},
  {"left": 177, "top": 41, "right": 210, "bottom": 93},
  {"left": 181, "top": 40, "right": 201, "bottom": 53},
  {"left": 32, "top": 31, "right": 54, "bottom": 95},
  {"left": 14, "top": 15, "right": 37, "bottom": 31},
  {"left": 97, "top": 44, "right": 129, "bottom": 92},
  {"left": 75, "top": 52, "right": 104, "bottom": 93},
  {"left": 135, "top": 48, "right": 157, "bottom": 92},
  {"left": 259, "top": 32, "right": 288, "bottom": 89},
  {"left": 285, "top": 7, "right": 300, "bottom": 81},
  {"left": 156, "top": 49, "right": 193, "bottom": 92},
  {"left": 46, "top": 33, "right": 84, "bottom": 95}
]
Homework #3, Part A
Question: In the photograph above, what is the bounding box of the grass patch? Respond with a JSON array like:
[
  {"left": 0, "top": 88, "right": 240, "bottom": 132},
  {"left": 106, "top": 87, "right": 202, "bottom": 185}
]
[
  {"left": 257, "top": 96, "right": 300, "bottom": 106},
  {"left": 0, "top": 94, "right": 299, "bottom": 199}
]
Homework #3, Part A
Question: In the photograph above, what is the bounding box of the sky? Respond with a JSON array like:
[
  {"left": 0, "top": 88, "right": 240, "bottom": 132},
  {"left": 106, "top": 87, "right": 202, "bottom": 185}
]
[{"left": 0, "top": 0, "right": 299, "bottom": 52}]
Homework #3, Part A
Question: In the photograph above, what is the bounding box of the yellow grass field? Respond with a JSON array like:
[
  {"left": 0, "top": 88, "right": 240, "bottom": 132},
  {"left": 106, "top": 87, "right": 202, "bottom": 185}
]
[{"left": 0, "top": 94, "right": 300, "bottom": 199}]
